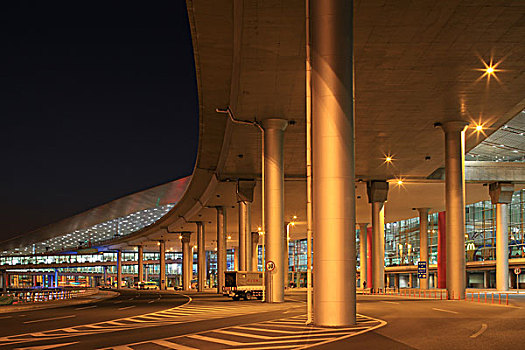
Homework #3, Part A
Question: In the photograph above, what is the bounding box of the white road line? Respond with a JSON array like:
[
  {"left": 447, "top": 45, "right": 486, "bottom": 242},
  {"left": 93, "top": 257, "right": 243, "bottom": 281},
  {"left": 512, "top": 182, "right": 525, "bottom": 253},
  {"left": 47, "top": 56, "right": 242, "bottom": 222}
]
[
  {"left": 118, "top": 306, "right": 136, "bottom": 311},
  {"left": 24, "top": 315, "right": 76, "bottom": 324},
  {"left": 0, "top": 316, "right": 13, "bottom": 319},
  {"left": 150, "top": 339, "right": 198, "bottom": 349},
  {"left": 187, "top": 334, "right": 241, "bottom": 346},
  {"left": 470, "top": 323, "right": 488, "bottom": 338},
  {"left": 14, "top": 341, "right": 79, "bottom": 349},
  {"left": 381, "top": 301, "right": 400, "bottom": 305},
  {"left": 148, "top": 300, "right": 155, "bottom": 303},
  {"left": 74, "top": 305, "right": 97, "bottom": 310},
  {"left": 432, "top": 308, "right": 459, "bottom": 314}
]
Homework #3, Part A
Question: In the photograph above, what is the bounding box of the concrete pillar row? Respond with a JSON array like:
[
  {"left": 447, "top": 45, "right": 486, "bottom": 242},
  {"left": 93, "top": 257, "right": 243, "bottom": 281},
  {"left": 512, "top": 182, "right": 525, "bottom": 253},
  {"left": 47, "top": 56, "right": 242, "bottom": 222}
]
[
  {"left": 138, "top": 245, "right": 144, "bottom": 284},
  {"left": 358, "top": 223, "right": 369, "bottom": 288},
  {"left": 262, "top": 118, "right": 288, "bottom": 304},
  {"left": 437, "top": 120, "right": 469, "bottom": 300},
  {"left": 180, "top": 232, "right": 192, "bottom": 291},
  {"left": 489, "top": 182, "right": 515, "bottom": 291},
  {"left": 196, "top": 222, "right": 206, "bottom": 292},
  {"left": 216, "top": 207, "right": 227, "bottom": 293},
  {"left": 237, "top": 180, "right": 255, "bottom": 272},
  {"left": 159, "top": 240, "right": 166, "bottom": 290},
  {"left": 417, "top": 208, "right": 430, "bottom": 289},
  {"left": 116, "top": 250, "right": 122, "bottom": 290},
  {"left": 367, "top": 181, "right": 389, "bottom": 292}
]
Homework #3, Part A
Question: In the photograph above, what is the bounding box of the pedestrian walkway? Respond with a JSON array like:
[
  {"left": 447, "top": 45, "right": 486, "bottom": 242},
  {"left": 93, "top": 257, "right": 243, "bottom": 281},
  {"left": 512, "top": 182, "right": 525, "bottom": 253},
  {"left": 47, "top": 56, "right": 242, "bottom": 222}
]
[{"left": 104, "top": 314, "right": 385, "bottom": 350}]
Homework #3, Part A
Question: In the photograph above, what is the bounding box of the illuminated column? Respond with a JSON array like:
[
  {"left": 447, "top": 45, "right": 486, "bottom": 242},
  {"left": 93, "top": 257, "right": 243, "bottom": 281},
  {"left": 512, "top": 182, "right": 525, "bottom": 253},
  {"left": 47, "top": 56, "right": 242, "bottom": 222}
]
[
  {"left": 159, "top": 240, "right": 166, "bottom": 290},
  {"left": 54, "top": 269, "right": 58, "bottom": 288},
  {"left": 251, "top": 232, "right": 260, "bottom": 271},
  {"left": 489, "top": 182, "right": 514, "bottom": 291},
  {"left": 237, "top": 180, "right": 255, "bottom": 272},
  {"left": 196, "top": 222, "right": 206, "bottom": 292},
  {"left": 233, "top": 248, "right": 239, "bottom": 271},
  {"left": 238, "top": 201, "right": 249, "bottom": 271},
  {"left": 262, "top": 118, "right": 288, "bottom": 303},
  {"left": 181, "top": 232, "right": 192, "bottom": 291},
  {"left": 138, "top": 245, "right": 144, "bottom": 284},
  {"left": 116, "top": 250, "right": 122, "bottom": 290},
  {"left": 368, "top": 181, "right": 388, "bottom": 292},
  {"left": 417, "top": 208, "right": 430, "bottom": 289},
  {"left": 216, "top": 206, "right": 227, "bottom": 293},
  {"left": 2, "top": 270, "right": 7, "bottom": 292},
  {"left": 311, "top": 0, "right": 355, "bottom": 326},
  {"left": 358, "top": 223, "right": 368, "bottom": 288},
  {"left": 437, "top": 121, "right": 468, "bottom": 299},
  {"left": 284, "top": 223, "right": 290, "bottom": 287},
  {"left": 103, "top": 266, "right": 107, "bottom": 287}
]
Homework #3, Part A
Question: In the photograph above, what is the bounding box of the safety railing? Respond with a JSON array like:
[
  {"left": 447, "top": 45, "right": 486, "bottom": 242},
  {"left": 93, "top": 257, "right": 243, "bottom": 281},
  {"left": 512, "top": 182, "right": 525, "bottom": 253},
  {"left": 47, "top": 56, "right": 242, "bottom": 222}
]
[
  {"left": 0, "top": 287, "right": 97, "bottom": 305},
  {"left": 363, "top": 287, "right": 511, "bottom": 305}
]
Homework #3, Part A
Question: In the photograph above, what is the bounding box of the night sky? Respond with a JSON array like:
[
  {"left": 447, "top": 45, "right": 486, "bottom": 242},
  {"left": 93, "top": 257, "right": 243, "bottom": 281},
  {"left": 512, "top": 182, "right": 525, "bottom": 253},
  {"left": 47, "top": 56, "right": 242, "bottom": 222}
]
[{"left": 0, "top": 2, "right": 198, "bottom": 241}]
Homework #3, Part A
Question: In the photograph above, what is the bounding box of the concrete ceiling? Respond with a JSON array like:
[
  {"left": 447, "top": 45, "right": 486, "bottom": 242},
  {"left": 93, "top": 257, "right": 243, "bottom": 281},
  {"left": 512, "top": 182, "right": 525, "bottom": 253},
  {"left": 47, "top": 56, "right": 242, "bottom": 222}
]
[{"left": 5, "top": 0, "right": 525, "bottom": 255}]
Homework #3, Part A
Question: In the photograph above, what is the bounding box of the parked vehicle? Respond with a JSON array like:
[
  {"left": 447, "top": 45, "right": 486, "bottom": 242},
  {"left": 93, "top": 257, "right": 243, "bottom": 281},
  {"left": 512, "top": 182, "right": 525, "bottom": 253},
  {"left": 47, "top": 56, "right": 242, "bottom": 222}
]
[
  {"left": 136, "top": 281, "right": 159, "bottom": 290},
  {"left": 223, "top": 271, "right": 264, "bottom": 301}
]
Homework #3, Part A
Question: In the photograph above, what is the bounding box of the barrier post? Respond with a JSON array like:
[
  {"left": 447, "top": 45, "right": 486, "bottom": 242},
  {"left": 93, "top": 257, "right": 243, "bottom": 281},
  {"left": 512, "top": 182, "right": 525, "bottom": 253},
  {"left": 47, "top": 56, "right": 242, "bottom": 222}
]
[
  {"left": 492, "top": 293, "right": 494, "bottom": 304},
  {"left": 506, "top": 293, "right": 508, "bottom": 306},
  {"left": 485, "top": 292, "right": 487, "bottom": 303},
  {"left": 499, "top": 293, "right": 501, "bottom": 305},
  {"left": 478, "top": 293, "right": 480, "bottom": 303}
]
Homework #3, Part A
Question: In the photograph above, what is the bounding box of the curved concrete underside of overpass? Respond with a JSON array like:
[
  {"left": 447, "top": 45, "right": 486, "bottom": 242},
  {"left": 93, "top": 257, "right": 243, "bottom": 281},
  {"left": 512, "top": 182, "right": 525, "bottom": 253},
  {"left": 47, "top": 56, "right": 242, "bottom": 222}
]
[{"left": 1, "top": 0, "right": 524, "bottom": 254}]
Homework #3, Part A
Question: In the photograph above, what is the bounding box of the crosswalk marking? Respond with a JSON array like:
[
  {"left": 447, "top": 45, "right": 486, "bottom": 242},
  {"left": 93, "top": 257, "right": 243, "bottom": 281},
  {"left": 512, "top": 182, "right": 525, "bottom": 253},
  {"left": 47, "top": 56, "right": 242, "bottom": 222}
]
[
  {"left": 109, "top": 313, "right": 386, "bottom": 350},
  {"left": 0, "top": 296, "right": 295, "bottom": 347}
]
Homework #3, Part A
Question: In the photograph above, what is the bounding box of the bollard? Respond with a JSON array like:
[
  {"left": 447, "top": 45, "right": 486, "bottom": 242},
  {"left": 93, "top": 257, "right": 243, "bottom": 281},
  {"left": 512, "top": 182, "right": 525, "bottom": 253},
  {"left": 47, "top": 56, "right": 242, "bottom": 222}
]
[
  {"left": 506, "top": 293, "right": 509, "bottom": 306},
  {"left": 499, "top": 293, "right": 501, "bottom": 305},
  {"left": 471, "top": 292, "right": 474, "bottom": 301},
  {"left": 492, "top": 293, "right": 494, "bottom": 304},
  {"left": 478, "top": 293, "right": 480, "bottom": 303},
  {"left": 485, "top": 292, "right": 487, "bottom": 304}
]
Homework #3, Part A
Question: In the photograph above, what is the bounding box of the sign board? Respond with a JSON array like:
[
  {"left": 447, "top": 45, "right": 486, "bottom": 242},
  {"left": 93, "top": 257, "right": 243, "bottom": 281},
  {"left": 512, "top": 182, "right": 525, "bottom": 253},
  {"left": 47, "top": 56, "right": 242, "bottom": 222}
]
[
  {"left": 515, "top": 267, "right": 521, "bottom": 275},
  {"left": 418, "top": 261, "right": 427, "bottom": 279},
  {"left": 266, "top": 261, "right": 276, "bottom": 272}
]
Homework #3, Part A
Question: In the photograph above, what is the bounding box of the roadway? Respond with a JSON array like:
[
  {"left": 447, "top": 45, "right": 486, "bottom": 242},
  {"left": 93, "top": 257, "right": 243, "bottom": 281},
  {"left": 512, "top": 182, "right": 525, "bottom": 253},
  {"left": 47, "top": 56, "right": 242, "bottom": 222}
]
[{"left": 0, "top": 289, "right": 524, "bottom": 349}]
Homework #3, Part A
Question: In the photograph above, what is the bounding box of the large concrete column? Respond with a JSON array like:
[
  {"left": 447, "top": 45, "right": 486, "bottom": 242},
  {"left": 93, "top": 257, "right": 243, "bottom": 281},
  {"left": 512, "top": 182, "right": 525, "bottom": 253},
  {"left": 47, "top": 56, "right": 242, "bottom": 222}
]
[
  {"left": 284, "top": 223, "right": 290, "bottom": 288},
  {"left": 159, "top": 241, "right": 166, "bottom": 290},
  {"left": 251, "top": 232, "right": 260, "bottom": 271},
  {"left": 489, "top": 182, "right": 514, "bottom": 291},
  {"left": 368, "top": 181, "right": 389, "bottom": 292},
  {"left": 437, "top": 212, "right": 447, "bottom": 288},
  {"left": 262, "top": 118, "right": 288, "bottom": 303},
  {"left": 311, "top": 0, "right": 355, "bottom": 326},
  {"left": 358, "top": 223, "right": 368, "bottom": 288},
  {"left": 216, "top": 206, "right": 227, "bottom": 293},
  {"left": 196, "top": 222, "right": 206, "bottom": 292},
  {"left": 438, "top": 121, "right": 468, "bottom": 299},
  {"left": 181, "top": 232, "right": 192, "bottom": 291},
  {"left": 116, "top": 250, "right": 122, "bottom": 290},
  {"left": 417, "top": 208, "right": 430, "bottom": 289},
  {"left": 138, "top": 245, "right": 144, "bottom": 284}
]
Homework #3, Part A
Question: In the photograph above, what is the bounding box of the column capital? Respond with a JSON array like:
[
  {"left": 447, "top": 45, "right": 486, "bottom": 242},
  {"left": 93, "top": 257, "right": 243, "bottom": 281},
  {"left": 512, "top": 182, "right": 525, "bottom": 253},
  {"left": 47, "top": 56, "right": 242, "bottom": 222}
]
[
  {"left": 489, "top": 182, "right": 514, "bottom": 204},
  {"left": 261, "top": 118, "right": 288, "bottom": 131},
  {"left": 367, "top": 180, "right": 389, "bottom": 203},
  {"left": 237, "top": 179, "right": 256, "bottom": 202},
  {"left": 180, "top": 232, "right": 192, "bottom": 243},
  {"left": 434, "top": 120, "right": 469, "bottom": 134},
  {"left": 416, "top": 208, "right": 430, "bottom": 215}
]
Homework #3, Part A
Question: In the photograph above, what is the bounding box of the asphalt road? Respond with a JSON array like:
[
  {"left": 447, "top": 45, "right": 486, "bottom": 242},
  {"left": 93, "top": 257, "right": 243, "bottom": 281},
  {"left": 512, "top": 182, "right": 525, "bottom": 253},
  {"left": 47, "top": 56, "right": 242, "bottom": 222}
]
[{"left": 0, "top": 289, "right": 524, "bottom": 349}]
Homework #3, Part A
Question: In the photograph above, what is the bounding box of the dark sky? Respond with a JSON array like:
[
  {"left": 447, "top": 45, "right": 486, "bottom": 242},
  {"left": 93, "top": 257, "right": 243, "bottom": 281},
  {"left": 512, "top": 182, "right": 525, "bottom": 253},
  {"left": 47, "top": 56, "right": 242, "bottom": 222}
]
[{"left": 0, "top": 2, "right": 198, "bottom": 241}]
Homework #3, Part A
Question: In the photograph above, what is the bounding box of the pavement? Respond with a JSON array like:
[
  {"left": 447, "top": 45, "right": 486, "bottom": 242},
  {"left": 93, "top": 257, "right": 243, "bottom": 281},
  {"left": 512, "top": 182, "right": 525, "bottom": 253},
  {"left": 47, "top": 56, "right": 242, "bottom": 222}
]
[{"left": 0, "top": 289, "right": 523, "bottom": 349}]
